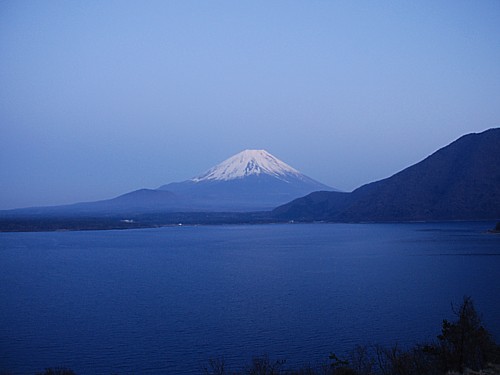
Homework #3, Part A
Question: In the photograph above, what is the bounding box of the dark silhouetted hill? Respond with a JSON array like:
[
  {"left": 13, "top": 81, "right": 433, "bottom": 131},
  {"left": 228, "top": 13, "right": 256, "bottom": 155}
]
[{"left": 274, "top": 128, "right": 500, "bottom": 222}]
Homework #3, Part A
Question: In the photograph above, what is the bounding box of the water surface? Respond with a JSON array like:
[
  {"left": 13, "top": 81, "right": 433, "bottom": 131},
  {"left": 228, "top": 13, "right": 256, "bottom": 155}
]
[{"left": 0, "top": 222, "right": 499, "bottom": 374}]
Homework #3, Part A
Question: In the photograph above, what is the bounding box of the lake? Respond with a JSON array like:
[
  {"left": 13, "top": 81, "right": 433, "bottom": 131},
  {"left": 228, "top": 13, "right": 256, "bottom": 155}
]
[{"left": 0, "top": 222, "right": 499, "bottom": 374}]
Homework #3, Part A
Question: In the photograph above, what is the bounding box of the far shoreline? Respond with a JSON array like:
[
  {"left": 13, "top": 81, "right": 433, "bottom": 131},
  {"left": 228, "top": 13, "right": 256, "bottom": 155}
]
[{"left": 0, "top": 214, "right": 498, "bottom": 234}]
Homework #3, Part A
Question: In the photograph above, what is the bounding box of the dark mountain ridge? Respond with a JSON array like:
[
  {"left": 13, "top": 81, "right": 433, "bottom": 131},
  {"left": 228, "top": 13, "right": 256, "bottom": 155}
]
[
  {"left": 2, "top": 130, "right": 498, "bottom": 226},
  {"left": 274, "top": 128, "right": 500, "bottom": 222}
]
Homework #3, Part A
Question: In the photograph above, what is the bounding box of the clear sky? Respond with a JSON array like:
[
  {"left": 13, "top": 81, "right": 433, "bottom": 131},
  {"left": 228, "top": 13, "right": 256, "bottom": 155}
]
[{"left": 1, "top": 1, "right": 499, "bottom": 209}]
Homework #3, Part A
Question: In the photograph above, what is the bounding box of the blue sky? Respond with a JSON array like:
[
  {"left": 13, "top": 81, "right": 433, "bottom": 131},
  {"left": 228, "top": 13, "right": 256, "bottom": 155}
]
[{"left": 1, "top": 1, "right": 500, "bottom": 209}]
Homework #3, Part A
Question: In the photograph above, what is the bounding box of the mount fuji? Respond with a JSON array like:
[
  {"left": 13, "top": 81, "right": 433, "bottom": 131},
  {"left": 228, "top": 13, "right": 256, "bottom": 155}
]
[
  {"left": 4, "top": 150, "right": 336, "bottom": 216},
  {"left": 156, "top": 149, "right": 336, "bottom": 211}
]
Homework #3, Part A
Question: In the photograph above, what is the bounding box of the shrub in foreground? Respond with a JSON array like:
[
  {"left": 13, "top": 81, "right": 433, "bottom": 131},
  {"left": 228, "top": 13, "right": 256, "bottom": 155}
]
[{"left": 203, "top": 297, "right": 499, "bottom": 375}]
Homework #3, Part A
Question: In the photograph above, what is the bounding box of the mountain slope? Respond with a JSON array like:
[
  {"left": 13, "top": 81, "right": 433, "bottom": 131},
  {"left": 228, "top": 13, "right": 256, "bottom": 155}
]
[
  {"left": 274, "top": 128, "right": 500, "bottom": 221},
  {"left": 189, "top": 149, "right": 304, "bottom": 182},
  {"left": 1, "top": 150, "right": 335, "bottom": 216},
  {"left": 158, "top": 149, "right": 336, "bottom": 211},
  {"left": 0, "top": 189, "right": 181, "bottom": 217}
]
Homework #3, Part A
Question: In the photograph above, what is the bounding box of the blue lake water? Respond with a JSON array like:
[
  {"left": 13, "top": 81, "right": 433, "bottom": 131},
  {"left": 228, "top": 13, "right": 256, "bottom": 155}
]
[{"left": 0, "top": 222, "right": 499, "bottom": 374}]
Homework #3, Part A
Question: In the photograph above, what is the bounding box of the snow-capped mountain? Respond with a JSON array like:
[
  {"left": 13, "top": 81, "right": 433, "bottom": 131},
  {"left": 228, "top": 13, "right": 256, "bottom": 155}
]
[
  {"left": 157, "top": 149, "right": 337, "bottom": 211},
  {"left": 192, "top": 149, "right": 302, "bottom": 182},
  {"left": 6, "top": 150, "right": 337, "bottom": 215}
]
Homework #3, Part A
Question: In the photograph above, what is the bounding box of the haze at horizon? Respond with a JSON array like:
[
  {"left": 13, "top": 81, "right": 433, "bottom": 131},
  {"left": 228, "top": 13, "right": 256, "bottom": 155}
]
[{"left": 1, "top": 1, "right": 500, "bottom": 209}]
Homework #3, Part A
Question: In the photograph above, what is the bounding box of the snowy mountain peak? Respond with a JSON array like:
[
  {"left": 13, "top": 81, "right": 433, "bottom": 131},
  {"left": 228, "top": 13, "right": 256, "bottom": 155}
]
[{"left": 191, "top": 149, "right": 303, "bottom": 182}]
